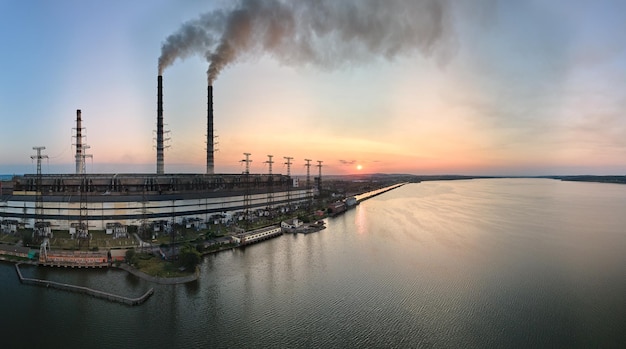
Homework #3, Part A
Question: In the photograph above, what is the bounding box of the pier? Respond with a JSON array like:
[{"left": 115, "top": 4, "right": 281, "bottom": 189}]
[
  {"left": 354, "top": 182, "right": 407, "bottom": 203},
  {"left": 15, "top": 263, "right": 154, "bottom": 306}
]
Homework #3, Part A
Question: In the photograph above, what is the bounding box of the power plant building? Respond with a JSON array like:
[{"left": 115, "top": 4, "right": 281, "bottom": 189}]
[
  {"left": 0, "top": 173, "right": 309, "bottom": 230},
  {"left": 0, "top": 74, "right": 315, "bottom": 231}
]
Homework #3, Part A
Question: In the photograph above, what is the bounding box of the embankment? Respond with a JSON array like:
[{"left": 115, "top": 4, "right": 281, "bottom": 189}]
[
  {"left": 115, "top": 263, "right": 198, "bottom": 285},
  {"left": 354, "top": 182, "right": 407, "bottom": 202}
]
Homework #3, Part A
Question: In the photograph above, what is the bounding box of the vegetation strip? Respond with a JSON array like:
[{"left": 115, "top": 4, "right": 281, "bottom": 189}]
[
  {"left": 115, "top": 263, "right": 198, "bottom": 285},
  {"left": 14, "top": 263, "right": 154, "bottom": 306}
]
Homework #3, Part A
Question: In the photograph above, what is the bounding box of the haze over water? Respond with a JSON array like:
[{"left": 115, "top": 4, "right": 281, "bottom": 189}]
[{"left": 2, "top": 178, "right": 625, "bottom": 348}]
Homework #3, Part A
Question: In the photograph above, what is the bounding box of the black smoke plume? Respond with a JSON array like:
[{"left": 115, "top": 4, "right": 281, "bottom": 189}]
[{"left": 158, "top": 0, "right": 483, "bottom": 84}]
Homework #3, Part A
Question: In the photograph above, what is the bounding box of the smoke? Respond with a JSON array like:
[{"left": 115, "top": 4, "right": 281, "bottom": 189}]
[{"left": 159, "top": 0, "right": 481, "bottom": 84}]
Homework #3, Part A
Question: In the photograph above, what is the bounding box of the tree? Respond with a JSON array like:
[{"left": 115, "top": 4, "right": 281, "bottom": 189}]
[
  {"left": 125, "top": 248, "right": 136, "bottom": 263},
  {"left": 21, "top": 231, "right": 33, "bottom": 247},
  {"left": 179, "top": 244, "right": 201, "bottom": 270},
  {"left": 195, "top": 243, "right": 205, "bottom": 253}
]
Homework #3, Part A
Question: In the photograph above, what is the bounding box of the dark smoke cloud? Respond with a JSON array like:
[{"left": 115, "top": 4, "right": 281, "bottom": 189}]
[{"left": 159, "top": 0, "right": 482, "bottom": 84}]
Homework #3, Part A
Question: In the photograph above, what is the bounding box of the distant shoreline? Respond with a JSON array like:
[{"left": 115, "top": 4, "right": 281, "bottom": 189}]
[{"left": 541, "top": 175, "right": 626, "bottom": 185}]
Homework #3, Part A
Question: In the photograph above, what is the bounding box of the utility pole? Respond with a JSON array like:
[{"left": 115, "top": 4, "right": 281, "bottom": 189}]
[
  {"left": 242, "top": 153, "right": 252, "bottom": 174},
  {"left": 265, "top": 155, "right": 274, "bottom": 214},
  {"left": 77, "top": 143, "right": 92, "bottom": 249},
  {"left": 316, "top": 160, "right": 323, "bottom": 207},
  {"left": 284, "top": 156, "right": 293, "bottom": 212},
  {"left": 241, "top": 153, "right": 252, "bottom": 228},
  {"left": 304, "top": 159, "right": 312, "bottom": 209},
  {"left": 140, "top": 178, "right": 149, "bottom": 251},
  {"left": 284, "top": 157, "right": 293, "bottom": 177},
  {"left": 31, "top": 147, "right": 48, "bottom": 240},
  {"left": 78, "top": 145, "right": 93, "bottom": 175}
]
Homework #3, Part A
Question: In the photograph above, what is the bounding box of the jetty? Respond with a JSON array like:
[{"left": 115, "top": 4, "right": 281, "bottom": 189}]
[
  {"left": 354, "top": 182, "right": 407, "bottom": 203},
  {"left": 15, "top": 263, "right": 153, "bottom": 306}
]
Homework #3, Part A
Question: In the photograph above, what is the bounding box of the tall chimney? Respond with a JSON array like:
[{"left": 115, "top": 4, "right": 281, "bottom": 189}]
[
  {"left": 207, "top": 85, "right": 214, "bottom": 174},
  {"left": 75, "top": 109, "right": 83, "bottom": 174},
  {"left": 157, "top": 75, "right": 164, "bottom": 174}
]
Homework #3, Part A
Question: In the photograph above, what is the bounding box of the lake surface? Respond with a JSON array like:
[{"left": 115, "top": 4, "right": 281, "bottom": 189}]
[{"left": 1, "top": 178, "right": 626, "bottom": 348}]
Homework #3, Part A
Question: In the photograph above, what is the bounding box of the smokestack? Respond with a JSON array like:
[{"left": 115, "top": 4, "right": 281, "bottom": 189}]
[
  {"left": 75, "top": 109, "right": 83, "bottom": 174},
  {"left": 157, "top": 75, "right": 164, "bottom": 174},
  {"left": 207, "top": 85, "right": 214, "bottom": 174}
]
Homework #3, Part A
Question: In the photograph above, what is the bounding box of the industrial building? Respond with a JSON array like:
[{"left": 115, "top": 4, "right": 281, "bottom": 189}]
[
  {"left": 0, "top": 75, "right": 317, "bottom": 232},
  {"left": 0, "top": 173, "right": 309, "bottom": 230}
]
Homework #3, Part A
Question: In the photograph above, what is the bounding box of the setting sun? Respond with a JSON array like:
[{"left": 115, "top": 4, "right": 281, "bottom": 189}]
[{"left": 356, "top": 164, "right": 363, "bottom": 171}]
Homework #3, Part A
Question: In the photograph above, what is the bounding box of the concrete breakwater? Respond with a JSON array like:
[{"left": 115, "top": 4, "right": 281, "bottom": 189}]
[
  {"left": 15, "top": 263, "right": 154, "bottom": 306},
  {"left": 354, "top": 182, "right": 407, "bottom": 203}
]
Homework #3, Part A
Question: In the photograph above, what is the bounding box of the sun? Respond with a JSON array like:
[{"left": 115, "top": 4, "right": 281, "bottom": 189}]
[{"left": 356, "top": 164, "right": 363, "bottom": 171}]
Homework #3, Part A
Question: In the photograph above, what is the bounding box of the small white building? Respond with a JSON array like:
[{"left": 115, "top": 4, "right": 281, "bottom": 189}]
[
  {"left": 185, "top": 218, "right": 203, "bottom": 230},
  {"left": 106, "top": 222, "right": 128, "bottom": 239},
  {"left": 1, "top": 219, "right": 18, "bottom": 234},
  {"left": 210, "top": 212, "right": 233, "bottom": 225},
  {"left": 345, "top": 196, "right": 358, "bottom": 207},
  {"left": 152, "top": 220, "right": 170, "bottom": 233},
  {"left": 34, "top": 221, "right": 52, "bottom": 238},
  {"left": 232, "top": 225, "right": 282, "bottom": 245},
  {"left": 281, "top": 218, "right": 303, "bottom": 230},
  {"left": 69, "top": 222, "right": 87, "bottom": 239}
]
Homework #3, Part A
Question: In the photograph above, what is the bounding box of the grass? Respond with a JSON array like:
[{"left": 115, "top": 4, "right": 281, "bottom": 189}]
[
  {"left": 0, "top": 254, "right": 31, "bottom": 262},
  {"left": 131, "top": 253, "right": 193, "bottom": 278},
  {"left": 48, "top": 229, "right": 136, "bottom": 250},
  {"left": 0, "top": 233, "right": 21, "bottom": 244}
]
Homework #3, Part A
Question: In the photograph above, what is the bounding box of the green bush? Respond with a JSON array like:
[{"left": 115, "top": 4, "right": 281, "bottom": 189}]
[
  {"left": 125, "top": 248, "right": 135, "bottom": 263},
  {"left": 179, "top": 244, "right": 201, "bottom": 270},
  {"left": 21, "top": 231, "right": 33, "bottom": 247}
]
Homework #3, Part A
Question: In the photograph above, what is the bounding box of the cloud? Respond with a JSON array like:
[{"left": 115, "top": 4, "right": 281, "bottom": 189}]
[{"left": 339, "top": 159, "right": 357, "bottom": 165}]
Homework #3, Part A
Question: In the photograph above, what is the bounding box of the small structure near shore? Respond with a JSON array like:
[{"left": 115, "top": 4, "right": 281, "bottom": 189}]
[
  {"left": 232, "top": 225, "right": 283, "bottom": 246},
  {"left": 282, "top": 220, "right": 326, "bottom": 234},
  {"left": 328, "top": 201, "right": 347, "bottom": 216},
  {"left": 0, "top": 244, "right": 36, "bottom": 260},
  {"left": 281, "top": 218, "right": 303, "bottom": 231},
  {"left": 40, "top": 249, "right": 109, "bottom": 268}
]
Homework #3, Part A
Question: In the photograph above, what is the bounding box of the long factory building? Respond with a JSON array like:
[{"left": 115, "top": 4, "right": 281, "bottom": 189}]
[
  {"left": 0, "top": 74, "right": 318, "bottom": 231},
  {"left": 0, "top": 173, "right": 310, "bottom": 230}
]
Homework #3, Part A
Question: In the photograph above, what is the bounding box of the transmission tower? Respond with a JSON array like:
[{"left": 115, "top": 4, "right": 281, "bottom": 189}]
[
  {"left": 79, "top": 145, "right": 93, "bottom": 174},
  {"left": 241, "top": 153, "right": 252, "bottom": 227},
  {"left": 304, "top": 159, "right": 312, "bottom": 208},
  {"left": 241, "top": 153, "right": 252, "bottom": 174},
  {"left": 265, "top": 155, "right": 274, "bottom": 213},
  {"left": 284, "top": 156, "right": 293, "bottom": 211},
  {"left": 30, "top": 147, "right": 48, "bottom": 240},
  {"left": 316, "top": 160, "right": 323, "bottom": 206},
  {"left": 77, "top": 175, "right": 90, "bottom": 248},
  {"left": 77, "top": 142, "right": 92, "bottom": 248},
  {"left": 170, "top": 198, "right": 176, "bottom": 244}
]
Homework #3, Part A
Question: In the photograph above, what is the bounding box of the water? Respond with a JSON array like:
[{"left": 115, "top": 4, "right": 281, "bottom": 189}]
[{"left": 1, "top": 178, "right": 625, "bottom": 348}]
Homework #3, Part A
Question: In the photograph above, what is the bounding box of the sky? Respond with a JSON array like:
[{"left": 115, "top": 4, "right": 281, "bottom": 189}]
[{"left": 1, "top": 0, "right": 625, "bottom": 176}]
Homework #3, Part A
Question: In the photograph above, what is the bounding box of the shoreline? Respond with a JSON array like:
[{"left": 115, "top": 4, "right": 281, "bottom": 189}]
[
  {"left": 2, "top": 182, "right": 409, "bottom": 284},
  {"left": 114, "top": 263, "right": 198, "bottom": 285}
]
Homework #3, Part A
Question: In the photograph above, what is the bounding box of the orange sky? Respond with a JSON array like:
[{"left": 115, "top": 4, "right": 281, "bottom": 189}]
[{"left": 2, "top": 1, "right": 626, "bottom": 176}]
